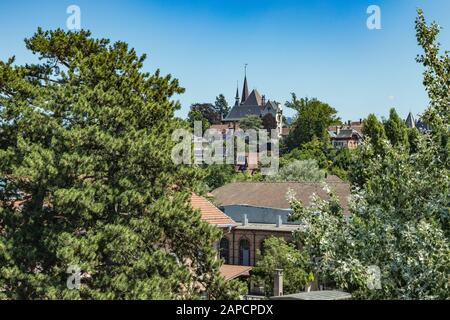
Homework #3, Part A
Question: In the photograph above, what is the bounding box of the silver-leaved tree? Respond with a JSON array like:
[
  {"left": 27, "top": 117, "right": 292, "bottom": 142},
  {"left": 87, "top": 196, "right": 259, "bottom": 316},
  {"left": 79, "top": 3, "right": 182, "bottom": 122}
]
[{"left": 289, "top": 9, "right": 449, "bottom": 299}]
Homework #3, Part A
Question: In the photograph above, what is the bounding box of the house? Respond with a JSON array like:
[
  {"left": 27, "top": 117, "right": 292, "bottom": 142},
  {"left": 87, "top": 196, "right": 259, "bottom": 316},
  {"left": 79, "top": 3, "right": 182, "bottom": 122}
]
[
  {"left": 211, "top": 178, "right": 351, "bottom": 267},
  {"left": 328, "top": 120, "right": 364, "bottom": 149}
]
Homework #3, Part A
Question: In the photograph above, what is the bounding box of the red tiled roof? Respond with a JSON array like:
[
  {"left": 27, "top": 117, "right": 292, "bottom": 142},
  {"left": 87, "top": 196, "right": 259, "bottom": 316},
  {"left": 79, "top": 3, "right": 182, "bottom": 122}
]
[
  {"left": 191, "top": 193, "right": 236, "bottom": 226},
  {"left": 220, "top": 264, "right": 252, "bottom": 280}
]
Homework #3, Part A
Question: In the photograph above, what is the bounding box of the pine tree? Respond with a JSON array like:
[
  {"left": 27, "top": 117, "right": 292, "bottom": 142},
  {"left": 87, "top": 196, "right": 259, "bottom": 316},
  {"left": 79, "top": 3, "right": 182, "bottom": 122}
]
[
  {"left": 214, "top": 94, "right": 230, "bottom": 119},
  {"left": 0, "top": 29, "right": 245, "bottom": 299}
]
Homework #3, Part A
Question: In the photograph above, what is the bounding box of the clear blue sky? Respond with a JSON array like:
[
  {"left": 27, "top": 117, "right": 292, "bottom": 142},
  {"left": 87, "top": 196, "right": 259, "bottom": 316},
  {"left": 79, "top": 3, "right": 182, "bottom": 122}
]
[{"left": 1, "top": 0, "right": 449, "bottom": 121}]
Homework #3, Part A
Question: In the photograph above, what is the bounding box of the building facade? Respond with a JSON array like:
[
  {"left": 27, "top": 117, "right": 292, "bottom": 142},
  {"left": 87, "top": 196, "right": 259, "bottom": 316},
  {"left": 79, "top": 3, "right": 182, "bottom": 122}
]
[{"left": 212, "top": 179, "right": 351, "bottom": 267}]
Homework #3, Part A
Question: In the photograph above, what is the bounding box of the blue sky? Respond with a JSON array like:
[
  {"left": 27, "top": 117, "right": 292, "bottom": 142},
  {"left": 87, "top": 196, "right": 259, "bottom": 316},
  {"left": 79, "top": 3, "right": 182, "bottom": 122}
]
[{"left": 1, "top": 0, "right": 449, "bottom": 121}]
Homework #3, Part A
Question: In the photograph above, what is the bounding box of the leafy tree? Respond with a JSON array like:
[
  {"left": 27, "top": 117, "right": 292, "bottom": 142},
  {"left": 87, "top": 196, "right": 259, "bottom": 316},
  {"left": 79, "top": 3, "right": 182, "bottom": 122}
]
[
  {"left": 0, "top": 29, "right": 246, "bottom": 299},
  {"left": 362, "top": 114, "right": 386, "bottom": 153},
  {"left": 285, "top": 94, "right": 340, "bottom": 151},
  {"left": 251, "top": 237, "right": 313, "bottom": 297},
  {"left": 187, "top": 106, "right": 211, "bottom": 130},
  {"left": 262, "top": 113, "right": 277, "bottom": 131},
  {"left": 239, "top": 115, "right": 263, "bottom": 131},
  {"left": 289, "top": 10, "right": 450, "bottom": 299},
  {"left": 281, "top": 138, "right": 328, "bottom": 169},
  {"left": 407, "top": 127, "right": 421, "bottom": 154},
  {"left": 267, "top": 159, "right": 325, "bottom": 183},
  {"left": 383, "top": 108, "right": 409, "bottom": 148},
  {"left": 328, "top": 148, "right": 354, "bottom": 181},
  {"left": 203, "top": 164, "right": 235, "bottom": 190},
  {"left": 214, "top": 94, "right": 230, "bottom": 119},
  {"left": 187, "top": 103, "right": 221, "bottom": 128}
]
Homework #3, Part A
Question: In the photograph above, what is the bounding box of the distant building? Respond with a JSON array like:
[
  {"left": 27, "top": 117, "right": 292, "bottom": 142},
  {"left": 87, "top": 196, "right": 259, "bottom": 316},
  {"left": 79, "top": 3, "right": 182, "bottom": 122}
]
[
  {"left": 223, "top": 73, "right": 284, "bottom": 138},
  {"left": 328, "top": 120, "right": 364, "bottom": 150},
  {"left": 405, "top": 111, "right": 430, "bottom": 133},
  {"left": 211, "top": 177, "right": 350, "bottom": 267}
]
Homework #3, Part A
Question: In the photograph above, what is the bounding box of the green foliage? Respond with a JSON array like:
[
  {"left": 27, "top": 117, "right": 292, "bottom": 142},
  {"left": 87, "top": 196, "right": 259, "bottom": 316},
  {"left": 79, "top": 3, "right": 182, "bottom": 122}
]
[
  {"left": 383, "top": 108, "right": 409, "bottom": 148},
  {"left": 214, "top": 94, "right": 230, "bottom": 119},
  {"left": 0, "top": 29, "right": 245, "bottom": 299},
  {"left": 281, "top": 138, "right": 328, "bottom": 169},
  {"left": 203, "top": 164, "right": 235, "bottom": 190},
  {"left": 328, "top": 148, "right": 354, "bottom": 180},
  {"left": 362, "top": 114, "right": 387, "bottom": 153},
  {"left": 239, "top": 115, "right": 263, "bottom": 131},
  {"left": 251, "top": 237, "right": 313, "bottom": 297},
  {"left": 267, "top": 159, "right": 325, "bottom": 182},
  {"left": 284, "top": 94, "right": 340, "bottom": 151},
  {"left": 289, "top": 10, "right": 450, "bottom": 299},
  {"left": 290, "top": 138, "right": 450, "bottom": 299},
  {"left": 187, "top": 107, "right": 211, "bottom": 130}
]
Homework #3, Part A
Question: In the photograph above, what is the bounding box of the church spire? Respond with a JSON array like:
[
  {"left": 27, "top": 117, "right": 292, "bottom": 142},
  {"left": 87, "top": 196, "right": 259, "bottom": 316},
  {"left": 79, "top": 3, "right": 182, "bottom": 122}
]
[
  {"left": 241, "top": 64, "right": 249, "bottom": 104},
  {"left": 234, "top": 81, "right": 240, "bottom": 106}
]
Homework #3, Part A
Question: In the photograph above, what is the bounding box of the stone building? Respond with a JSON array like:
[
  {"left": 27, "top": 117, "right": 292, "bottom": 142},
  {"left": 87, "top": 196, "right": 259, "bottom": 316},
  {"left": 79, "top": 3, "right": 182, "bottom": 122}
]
[
  {"left": 223, "top": 73, "right": 284, "bottom": 138},
  {"left": 211, "top": 178, "right": 351, "bottom": 267}
]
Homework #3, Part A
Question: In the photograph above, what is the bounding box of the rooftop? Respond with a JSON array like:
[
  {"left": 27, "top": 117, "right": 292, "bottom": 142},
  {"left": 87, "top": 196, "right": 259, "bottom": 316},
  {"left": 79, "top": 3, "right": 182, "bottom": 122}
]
[
  {"left": 191, "top": 193, "right": 236, "bottom": 227},
  {"left": 219, "top": 264, "right": 252, "bottom": 280},
  {"left": 212, "top": 179, "right": 351, "bottom": 214}
]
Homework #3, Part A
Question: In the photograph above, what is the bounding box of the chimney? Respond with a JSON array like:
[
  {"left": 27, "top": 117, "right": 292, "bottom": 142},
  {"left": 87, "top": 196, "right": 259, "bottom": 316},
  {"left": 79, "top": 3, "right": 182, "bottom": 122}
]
[
  {"left": 242, "top": 214, "right": 248, "bottom": 226},
  {"left": 273, "top": 269, "right": 283, "bottom": 297},
  {"left": 359, "top": 118, "right": 362, "bottom": 124},
  {"left": 276, "top": 215, "right": 282, "bottom": 227},
  {"left": 261, "top": 95, "right": 266, "bottom": 106},
  {"left": 336, "top": 126, "right": 340, "bottom": 135}
]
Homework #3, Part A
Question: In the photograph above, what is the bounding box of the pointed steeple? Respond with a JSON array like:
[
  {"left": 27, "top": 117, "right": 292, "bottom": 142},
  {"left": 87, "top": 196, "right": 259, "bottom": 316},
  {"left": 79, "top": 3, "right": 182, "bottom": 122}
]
[
  {"left": 405, "top": 112, "right": 416, "bottom": 128},
  {"left": 241, "top": 64, "right": 249, "bottom": 104},
  {"left": 234, "top": 82, "right": 240, "bottom": 106}
]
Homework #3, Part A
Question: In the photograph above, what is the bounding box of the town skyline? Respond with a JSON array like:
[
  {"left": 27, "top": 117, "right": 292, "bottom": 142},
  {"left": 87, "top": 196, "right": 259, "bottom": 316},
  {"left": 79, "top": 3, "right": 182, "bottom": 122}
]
[{"left": 1, "top": 0, "right": 450, "bottom": 122}]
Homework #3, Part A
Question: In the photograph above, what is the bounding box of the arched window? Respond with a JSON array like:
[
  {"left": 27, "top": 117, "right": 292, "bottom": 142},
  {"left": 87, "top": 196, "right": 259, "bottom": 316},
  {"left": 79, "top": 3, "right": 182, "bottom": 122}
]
[
  {"left": 219, "top": 237, "right": 230, "bottom": 264},
  {"left": 239, "top": 238, "right": 251, "bottom": 266}
]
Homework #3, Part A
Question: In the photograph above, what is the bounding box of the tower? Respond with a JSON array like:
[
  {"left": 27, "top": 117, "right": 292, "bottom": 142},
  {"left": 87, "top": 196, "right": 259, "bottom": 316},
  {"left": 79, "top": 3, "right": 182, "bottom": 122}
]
[
  {"left": 234, "top": 82, "right": 240, "bottom": 106},
  {"left": 241, "top": 64, "right": 249, "bottom": 104}
]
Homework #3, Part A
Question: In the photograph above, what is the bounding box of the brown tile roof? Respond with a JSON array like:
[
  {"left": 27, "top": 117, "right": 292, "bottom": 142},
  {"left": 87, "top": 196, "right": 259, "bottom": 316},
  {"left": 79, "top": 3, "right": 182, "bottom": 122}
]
[
  {"left": 212, "top": 181, "right": 351, "bottom": 214},
  {"left": 191, "top": 194, "right": 236, "bottom": 226},
  {"left": 220, "top": 264, "right": 252, "bottom": 280}
]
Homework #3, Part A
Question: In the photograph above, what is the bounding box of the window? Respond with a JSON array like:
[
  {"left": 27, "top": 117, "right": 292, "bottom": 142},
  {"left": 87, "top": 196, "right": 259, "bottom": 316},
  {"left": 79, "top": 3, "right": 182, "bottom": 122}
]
[
  {"left": 219, "top": 237, "right": 230, "bottom": 264},
  {"left": 239, "top": 239, "right": 251, "bottom": 266}
]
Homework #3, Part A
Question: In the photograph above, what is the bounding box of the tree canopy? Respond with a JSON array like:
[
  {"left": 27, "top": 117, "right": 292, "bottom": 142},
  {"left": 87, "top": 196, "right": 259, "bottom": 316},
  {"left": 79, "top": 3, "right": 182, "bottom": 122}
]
[
  {"left": 284, "top": 95, "right": 340, "bottom": 151},
  {"left": 0, "top": 29, "right": 245, "bottom": 299},
  {"left": 251, "top": 237, "right": 313, "bottom": 297},
  {"left": 289, "top": 10, "right": 450, "bottom": 299},
  {"left": 239, "top": 114, "right": 263, "bottom": 131}
]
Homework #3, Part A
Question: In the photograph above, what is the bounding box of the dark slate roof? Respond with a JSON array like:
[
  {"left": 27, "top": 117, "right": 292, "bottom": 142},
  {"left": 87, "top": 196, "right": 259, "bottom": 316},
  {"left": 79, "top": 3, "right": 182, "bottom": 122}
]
[
  {"left": 334, "top": 129, "right": 362, "bottom": 139},
  {"left": 262, "top": 100, "right": 280, "bottom": 116},
  {"left": 224, "top": 105, "right": 262, "bottom": 121},
  {"left": 243, "top": 89, "right": 262, "bottom": 106}
]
